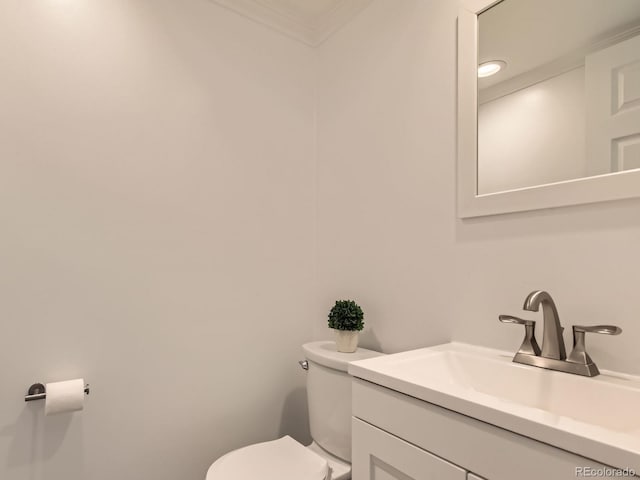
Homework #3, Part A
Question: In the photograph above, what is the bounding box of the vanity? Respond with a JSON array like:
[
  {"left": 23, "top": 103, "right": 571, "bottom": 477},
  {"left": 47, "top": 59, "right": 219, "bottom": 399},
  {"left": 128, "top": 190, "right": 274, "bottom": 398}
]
[{"left": 348, "top": 343, "right": 640, "bottom": 480}]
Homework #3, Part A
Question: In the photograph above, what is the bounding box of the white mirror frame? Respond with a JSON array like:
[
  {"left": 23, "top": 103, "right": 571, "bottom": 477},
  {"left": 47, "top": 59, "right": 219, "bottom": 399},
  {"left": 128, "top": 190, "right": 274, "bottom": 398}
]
[{"left": 457, "top": 0, "right": 640, "bottom": 218}]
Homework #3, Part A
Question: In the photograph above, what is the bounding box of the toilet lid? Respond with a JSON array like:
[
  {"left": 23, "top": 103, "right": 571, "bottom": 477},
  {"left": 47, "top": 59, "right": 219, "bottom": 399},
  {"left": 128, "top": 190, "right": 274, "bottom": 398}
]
[{"left": 206, "top": 436, "right": 328, "bottom": 480}]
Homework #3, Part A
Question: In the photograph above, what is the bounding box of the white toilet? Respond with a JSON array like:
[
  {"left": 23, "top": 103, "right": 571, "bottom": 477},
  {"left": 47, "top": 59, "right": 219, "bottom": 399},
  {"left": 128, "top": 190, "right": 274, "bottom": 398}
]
[{"left": 206, "top": 340, "right": 384, "bottom": 480}]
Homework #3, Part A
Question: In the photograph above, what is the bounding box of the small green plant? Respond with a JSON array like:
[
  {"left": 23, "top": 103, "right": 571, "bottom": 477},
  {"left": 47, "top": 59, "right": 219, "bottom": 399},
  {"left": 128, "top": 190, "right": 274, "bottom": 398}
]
[{"left": 328, "top": 300, "right": 364, "bottom": 331}]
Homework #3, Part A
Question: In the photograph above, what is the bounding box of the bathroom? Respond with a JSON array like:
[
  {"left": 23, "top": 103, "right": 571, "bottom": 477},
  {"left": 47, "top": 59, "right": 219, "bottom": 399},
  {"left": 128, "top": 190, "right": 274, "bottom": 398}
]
[{"left": 0, "top": 0, "right": 639, "bottom": 479}]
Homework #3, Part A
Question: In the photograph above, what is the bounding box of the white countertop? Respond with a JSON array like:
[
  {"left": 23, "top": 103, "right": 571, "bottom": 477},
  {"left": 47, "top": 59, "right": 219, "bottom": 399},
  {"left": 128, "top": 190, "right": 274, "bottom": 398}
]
[{"left": 348, "top": 342, "right": 640, "bottom": 472}]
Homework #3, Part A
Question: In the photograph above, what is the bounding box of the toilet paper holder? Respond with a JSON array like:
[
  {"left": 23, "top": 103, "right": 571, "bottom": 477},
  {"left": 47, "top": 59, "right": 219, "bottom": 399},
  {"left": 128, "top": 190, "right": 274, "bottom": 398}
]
[{"left": 24, "top": 382, "right": 90, "bottom": 402}]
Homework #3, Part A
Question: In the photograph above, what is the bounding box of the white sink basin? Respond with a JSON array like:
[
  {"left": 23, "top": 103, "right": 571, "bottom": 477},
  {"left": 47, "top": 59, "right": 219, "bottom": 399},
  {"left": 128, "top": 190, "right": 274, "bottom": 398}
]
[{"left": 348, "top": 342, "right": 640, "bottom": 471}]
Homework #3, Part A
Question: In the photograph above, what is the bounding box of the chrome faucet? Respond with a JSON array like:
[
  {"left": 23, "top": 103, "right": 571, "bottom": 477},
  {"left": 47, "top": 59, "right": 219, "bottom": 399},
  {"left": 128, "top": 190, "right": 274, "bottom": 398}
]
[{"left": 500, "top": 290, "right": 622, "bottom": 377}]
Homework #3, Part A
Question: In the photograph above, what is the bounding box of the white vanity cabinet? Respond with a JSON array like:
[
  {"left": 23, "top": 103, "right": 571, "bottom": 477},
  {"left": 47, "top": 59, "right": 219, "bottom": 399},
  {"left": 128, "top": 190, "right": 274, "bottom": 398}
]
[
  {"left": 351, "top": 378, "right": 633, "bottom": 480},
  {"left": 352, "top": 417, "right": 466, "bottom": 480}
]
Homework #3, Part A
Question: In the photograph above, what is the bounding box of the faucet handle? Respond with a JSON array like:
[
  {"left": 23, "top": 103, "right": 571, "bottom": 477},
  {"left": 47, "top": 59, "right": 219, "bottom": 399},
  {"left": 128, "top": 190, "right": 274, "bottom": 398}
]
[
  {"left": 499, "top": 315, "right": 541, "bottom": 356},
  {"left": 573, "top": 325, "right": 622, "bottom": 335},
  {"left": 499, "top": 315, "right": 534, "bottom": 327},
  {"left": 567, "top": 325, "right": 623, "bottom": 370}
]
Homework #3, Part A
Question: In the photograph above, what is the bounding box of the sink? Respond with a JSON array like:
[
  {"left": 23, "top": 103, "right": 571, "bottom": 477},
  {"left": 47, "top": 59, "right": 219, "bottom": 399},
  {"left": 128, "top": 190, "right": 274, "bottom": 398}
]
[
  {"left": 385, "top": 347, "right": 640, "bottom": 432},
  {"left": 348, "top": 342, "right": 640, "bottom": 471}
]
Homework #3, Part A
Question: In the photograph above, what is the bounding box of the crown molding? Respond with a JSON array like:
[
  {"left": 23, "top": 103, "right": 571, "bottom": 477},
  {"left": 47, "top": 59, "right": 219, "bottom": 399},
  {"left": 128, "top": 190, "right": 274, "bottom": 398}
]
[{"left": 211, "top": 0, "right": 372, "bottom": 47}]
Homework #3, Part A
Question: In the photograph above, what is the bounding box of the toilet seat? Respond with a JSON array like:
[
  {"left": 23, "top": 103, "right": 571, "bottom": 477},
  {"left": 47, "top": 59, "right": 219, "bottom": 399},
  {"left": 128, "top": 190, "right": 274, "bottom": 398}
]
[{"left": 206, "top": 436, "right": 329, "bottom": 480}]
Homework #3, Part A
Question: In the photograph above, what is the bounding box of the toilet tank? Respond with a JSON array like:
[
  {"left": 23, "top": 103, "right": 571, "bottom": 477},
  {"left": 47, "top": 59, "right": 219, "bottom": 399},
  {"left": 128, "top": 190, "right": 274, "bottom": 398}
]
[{"left": 302, "top": 341, "right": 384, "bottom": 462}]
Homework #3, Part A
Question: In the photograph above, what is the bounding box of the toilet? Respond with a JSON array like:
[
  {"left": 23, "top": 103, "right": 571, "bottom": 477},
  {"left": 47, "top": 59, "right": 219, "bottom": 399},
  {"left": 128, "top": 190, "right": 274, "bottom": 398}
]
[{"left": 206, "top": 341, "right": 384, "bottom": 479}]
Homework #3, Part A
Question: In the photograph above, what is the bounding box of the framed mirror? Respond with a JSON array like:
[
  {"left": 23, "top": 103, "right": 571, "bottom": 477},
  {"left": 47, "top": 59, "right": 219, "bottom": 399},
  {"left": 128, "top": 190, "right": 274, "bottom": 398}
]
[{"left": 458, "top": 0, "right": 640, "bottom": 218}]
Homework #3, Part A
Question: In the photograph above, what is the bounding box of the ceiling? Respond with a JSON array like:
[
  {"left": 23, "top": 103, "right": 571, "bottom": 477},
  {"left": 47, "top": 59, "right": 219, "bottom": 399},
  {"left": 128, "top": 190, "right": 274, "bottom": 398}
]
[
  {"left": 478, "top": 0, "right": 640, "bottom": 90},
  {"left": 210, "top": 0, "right": 372, "bottom": 46}
]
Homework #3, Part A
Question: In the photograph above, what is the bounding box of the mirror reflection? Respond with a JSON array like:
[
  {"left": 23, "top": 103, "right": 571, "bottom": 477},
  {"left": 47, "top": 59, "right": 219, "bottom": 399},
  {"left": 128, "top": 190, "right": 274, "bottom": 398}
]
[{"left": 477, "top": 0, "right": 640, "bottom": 195}]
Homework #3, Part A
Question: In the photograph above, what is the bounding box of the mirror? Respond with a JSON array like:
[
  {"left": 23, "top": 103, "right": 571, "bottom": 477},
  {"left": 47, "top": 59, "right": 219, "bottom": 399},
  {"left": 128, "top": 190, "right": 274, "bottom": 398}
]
[{"left": 457, "top": 0, "right": 640, "bottom": 217}]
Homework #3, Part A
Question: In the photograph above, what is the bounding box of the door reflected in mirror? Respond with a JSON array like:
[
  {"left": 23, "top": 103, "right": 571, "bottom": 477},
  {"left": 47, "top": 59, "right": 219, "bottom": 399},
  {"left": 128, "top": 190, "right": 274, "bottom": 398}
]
[{"left": 477, "top": 0, "right": 640, "bottom": 196}]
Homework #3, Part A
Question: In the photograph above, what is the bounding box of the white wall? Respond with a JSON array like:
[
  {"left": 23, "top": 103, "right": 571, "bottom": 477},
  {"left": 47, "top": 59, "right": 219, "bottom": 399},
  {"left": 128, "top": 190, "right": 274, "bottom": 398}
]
[
  {"left": 315, "top": 0, "right": 458, "bottom": 353},
  {"left": 478, "top": 67, "right": 586, "bottom": 194},
  {"left": 315, "top": 0, "right": 640, "bottom": 376},
  {"left": 0, "top": 1, "right": 315, "bottom": 479}
]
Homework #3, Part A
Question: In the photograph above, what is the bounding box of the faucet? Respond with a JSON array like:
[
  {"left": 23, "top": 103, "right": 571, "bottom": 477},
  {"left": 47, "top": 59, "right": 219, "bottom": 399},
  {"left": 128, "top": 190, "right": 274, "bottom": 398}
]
[
  {"left": 523, "top": 290, "right": 566, "bottom": 360},
  {"left": 500, "top": 290, "right": 622, "bottom": 377}
]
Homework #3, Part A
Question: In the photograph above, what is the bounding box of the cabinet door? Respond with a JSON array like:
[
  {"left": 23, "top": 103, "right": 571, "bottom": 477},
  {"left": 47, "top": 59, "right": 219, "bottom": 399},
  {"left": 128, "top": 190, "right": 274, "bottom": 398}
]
[{"left": 352, "top": 417, "right": 466, "bottom": 480}]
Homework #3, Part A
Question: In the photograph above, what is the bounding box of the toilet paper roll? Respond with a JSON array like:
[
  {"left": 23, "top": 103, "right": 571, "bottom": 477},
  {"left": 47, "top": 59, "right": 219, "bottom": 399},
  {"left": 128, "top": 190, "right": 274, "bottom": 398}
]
[{"left": 45, "top": 378, "right": 85, "bottom": 416}]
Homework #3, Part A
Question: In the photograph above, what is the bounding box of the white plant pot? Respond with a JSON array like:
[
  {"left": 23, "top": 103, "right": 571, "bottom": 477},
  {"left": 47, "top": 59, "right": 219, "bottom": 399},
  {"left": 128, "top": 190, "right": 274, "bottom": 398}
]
[{"left": 335, "top": 330, "right": 359, "bottom": 353}]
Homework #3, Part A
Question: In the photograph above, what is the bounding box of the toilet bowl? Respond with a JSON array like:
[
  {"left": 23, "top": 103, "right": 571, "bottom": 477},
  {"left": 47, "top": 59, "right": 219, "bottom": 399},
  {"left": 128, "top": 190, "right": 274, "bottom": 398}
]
[
  {"left": 206, "top": 436, "right": 352, "bottom": 480},
  {"left": 206, "top": 436, "right": 329, "bottom": 480},
  {"left": 205, "top": 341, "right": 384, "bottom": 480}
]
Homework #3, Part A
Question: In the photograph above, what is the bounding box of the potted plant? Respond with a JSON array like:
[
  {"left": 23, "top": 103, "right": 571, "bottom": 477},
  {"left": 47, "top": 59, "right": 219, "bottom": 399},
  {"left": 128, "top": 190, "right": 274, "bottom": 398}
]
[{"left": 328, "top": 299, "right": 365, "bottom": 353}]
